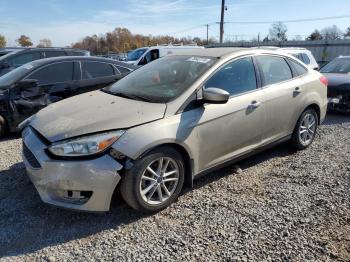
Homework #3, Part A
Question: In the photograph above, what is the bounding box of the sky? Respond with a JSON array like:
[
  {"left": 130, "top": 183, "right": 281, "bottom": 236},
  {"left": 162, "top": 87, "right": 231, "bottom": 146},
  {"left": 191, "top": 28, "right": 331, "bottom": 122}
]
[{"left": 1, "top": 0, "right": 350, "bottom": 47}]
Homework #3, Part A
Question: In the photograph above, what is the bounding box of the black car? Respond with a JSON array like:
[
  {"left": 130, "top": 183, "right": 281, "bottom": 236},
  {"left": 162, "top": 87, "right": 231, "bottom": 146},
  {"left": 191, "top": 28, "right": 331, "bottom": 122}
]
[
  {"left": 0, "top": 56, "right": 136, "bottom": 137},
  {"left": 320, "top": 56, "right": 350, "bottom": 112},
  {"left": 0, "top": 47, "right": 89, "bottom": 77},
  {"left": 0, "top": 47, "right": 25, "bottom": 57}
]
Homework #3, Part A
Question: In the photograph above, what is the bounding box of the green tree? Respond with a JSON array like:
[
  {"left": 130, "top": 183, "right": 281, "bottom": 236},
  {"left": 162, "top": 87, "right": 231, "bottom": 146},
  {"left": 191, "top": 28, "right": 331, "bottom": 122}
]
[
  {"left": 0, "top": 34, "right": 6, "bottom": 48},
  {"left": 16, "top": 35, "right": 33, "bottom": 47}
]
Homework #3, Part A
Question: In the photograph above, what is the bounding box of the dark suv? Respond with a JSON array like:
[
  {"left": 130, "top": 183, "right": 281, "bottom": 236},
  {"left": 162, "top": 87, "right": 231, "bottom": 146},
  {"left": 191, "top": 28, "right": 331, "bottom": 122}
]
[
  {"left": 0, "top": 56, "right": 136, "bottom": 137},
  {"left": 0, "top": 48, "right": 89, "bottom": 77}
]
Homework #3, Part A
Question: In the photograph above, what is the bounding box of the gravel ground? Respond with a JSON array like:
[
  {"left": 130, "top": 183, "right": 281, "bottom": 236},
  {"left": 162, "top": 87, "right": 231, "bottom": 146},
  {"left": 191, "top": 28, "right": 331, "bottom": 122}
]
[{"left": 0, "top": 113, "right": 349, "bottom": 261}]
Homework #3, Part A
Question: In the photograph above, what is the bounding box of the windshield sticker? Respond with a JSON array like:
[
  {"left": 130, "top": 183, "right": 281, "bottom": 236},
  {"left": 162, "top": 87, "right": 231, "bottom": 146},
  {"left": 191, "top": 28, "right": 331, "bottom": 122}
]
[
  {"left": 186, "top": 57, "right": 211, "bottom": 64},
  {"left": 24, "top": 64, "right": 34, "bottom": 70}
]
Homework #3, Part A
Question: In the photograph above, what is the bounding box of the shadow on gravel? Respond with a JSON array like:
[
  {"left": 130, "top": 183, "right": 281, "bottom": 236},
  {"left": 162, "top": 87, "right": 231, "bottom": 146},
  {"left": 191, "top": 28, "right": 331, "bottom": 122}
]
[
  {"left": 0, "top": 133, "right": 20, "bottom": 142},
  {"left": 0, "top": 162, "right": 153, "bottom": 258},
  {"left": 322, "top": 112, "right": 350, "bottom": 126}
]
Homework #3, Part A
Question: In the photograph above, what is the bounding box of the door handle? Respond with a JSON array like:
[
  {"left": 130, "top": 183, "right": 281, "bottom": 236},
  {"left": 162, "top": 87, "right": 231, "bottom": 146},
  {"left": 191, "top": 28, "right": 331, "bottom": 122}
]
[
  {"left": 294, "top": 87, "right": 303, "bottom": 94},
  {"left": 250, "top": 100, "right": 261, "bottom": 109}
]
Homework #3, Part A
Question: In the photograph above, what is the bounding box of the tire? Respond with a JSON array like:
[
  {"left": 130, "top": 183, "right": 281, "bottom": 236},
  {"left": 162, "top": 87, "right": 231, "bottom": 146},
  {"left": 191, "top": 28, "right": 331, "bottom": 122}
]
[
  {"left": 291, "top": 108, "right": 318, "bottom": 150},
  {"left": 120, "top": 147, "right": 185, "bottom": 213},
  {"left": 0, "top": 115, "right": 6, "bottom": 139}
]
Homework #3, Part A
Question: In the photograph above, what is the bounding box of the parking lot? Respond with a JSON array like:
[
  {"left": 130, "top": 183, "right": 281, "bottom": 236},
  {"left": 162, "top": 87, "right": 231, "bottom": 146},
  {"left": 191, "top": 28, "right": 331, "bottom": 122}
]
[{"left": 0, "top": 112, "right": 348, "bottom": 261}]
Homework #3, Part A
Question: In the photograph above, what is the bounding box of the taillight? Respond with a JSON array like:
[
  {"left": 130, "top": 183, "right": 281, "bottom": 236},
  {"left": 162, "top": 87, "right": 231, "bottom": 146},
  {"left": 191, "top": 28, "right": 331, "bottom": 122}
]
[{"left": 320, "top": 75, "right": 328, "bottom": 86}]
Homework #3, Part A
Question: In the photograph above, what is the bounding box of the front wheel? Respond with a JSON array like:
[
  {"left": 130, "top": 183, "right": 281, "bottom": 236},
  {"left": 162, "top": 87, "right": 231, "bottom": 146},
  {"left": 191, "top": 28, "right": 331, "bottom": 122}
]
[
  {"left": 120, "top": 147, "right": 185, "bottom": 213},
  {"left": 0, "top": 115, "right": 6, "bottom": 139},
  {"left": 291, "top": 108, "right": 318, "bottom": 150}
]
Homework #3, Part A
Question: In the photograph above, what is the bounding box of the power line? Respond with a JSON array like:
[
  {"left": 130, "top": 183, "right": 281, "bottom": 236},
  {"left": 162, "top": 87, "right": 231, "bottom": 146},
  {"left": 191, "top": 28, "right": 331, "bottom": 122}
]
[{"left": 223, "top": 15, "right": 350, "bottom": 25}]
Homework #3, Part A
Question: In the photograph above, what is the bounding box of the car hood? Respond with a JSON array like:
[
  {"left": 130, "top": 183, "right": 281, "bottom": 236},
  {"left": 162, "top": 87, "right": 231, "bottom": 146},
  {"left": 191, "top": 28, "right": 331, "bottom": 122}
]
[
  {"left": 30, "top": 90, "right": 166, "bottom": 142},
  {"left": 323, "top": 73, "right": 350, "bottom": 89}
]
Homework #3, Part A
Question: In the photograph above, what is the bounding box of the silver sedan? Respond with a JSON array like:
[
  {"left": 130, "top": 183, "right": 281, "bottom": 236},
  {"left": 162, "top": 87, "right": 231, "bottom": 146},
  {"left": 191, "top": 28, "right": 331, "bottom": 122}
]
[{"left": 22, "top": 48, "right": 328, "bottom": 212}]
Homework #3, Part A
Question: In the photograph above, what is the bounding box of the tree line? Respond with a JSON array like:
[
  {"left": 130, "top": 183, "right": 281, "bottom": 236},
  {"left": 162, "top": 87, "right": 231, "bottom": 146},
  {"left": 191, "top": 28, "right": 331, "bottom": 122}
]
[{"left": 1, "top": 24, "right": 350, "bottom": 51}]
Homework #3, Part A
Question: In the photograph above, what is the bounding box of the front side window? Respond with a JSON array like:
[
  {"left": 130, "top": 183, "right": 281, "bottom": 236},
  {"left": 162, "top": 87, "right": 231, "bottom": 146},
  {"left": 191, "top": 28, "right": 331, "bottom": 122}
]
[
  {"left": 7, "top": 52, "right": 41, "bottom": 67},
  {"left": 104, "top": 56, "right": 217, "bottom": 103},
  {"left": 27, "top": 62, "right": 74, "bottom": 85},
  {"left": 81, "top": 62, "right": 115, "bottom": 79},
  {"left": 205, "top": 57, "right": 257, "bottom": 96},
  {"left": 256, "top": 56, "right": 293, "bottom": 86}
]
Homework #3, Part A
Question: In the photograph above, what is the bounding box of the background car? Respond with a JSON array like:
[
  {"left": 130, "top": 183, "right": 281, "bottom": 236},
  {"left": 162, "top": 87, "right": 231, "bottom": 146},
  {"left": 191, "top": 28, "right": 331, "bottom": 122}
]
[
  {"left": 0, "top": 56, "right": 136, "bottom": 137},
  {"left": 320, "top": 56, "right": 350, "bottom": 112},
  {"left": 0, "top": 47, "right": 90, "bottom": 77},
  {"left": 256, "top": 46, "right": 319, "bottom": 70},
  {"left": 22, "top": 48, "right": 327, "bottom": 213}
]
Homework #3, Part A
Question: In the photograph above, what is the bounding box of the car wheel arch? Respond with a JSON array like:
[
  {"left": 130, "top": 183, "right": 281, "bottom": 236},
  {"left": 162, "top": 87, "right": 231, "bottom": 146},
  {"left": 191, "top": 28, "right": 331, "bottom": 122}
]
[{"left": 136, "top": 142, "right": 194, "bottom": 188}]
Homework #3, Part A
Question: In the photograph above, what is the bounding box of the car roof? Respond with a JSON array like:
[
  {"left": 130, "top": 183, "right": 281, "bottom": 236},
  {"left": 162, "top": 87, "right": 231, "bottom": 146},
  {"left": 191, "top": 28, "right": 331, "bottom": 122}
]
[
  {"left": 168, "top": 47, "right": 296, "bottom": 59},
  {"left": 168, "top": 48, "right": 248, "bottom": 58},
  {"left": 28, "top": 56, "right": 137, "bottom": 69}
]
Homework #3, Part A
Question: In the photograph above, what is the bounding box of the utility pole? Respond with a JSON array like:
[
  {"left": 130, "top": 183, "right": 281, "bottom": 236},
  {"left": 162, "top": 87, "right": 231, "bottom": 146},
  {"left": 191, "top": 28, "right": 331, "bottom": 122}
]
[
  {"left": 206, "top": 24, "right": 209, "bottom": 45},
  {"left": 220, "top": 0, "right": 225, "bottom": 43}
]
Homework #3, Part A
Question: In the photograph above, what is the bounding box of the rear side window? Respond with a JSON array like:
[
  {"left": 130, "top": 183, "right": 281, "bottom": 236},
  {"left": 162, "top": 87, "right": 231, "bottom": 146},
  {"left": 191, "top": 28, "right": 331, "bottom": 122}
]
[
  {"left": 7, "top": 52, "right": 41, "bottom": 67},
  {"left": 81, "top": 62, "right": 115, "bottom": 79},
  {"left": 301, "top": 53, "right": 311, "bottom": 64},
  {"left": 27, "top": 62, "right": 74, "bottom": 85},
  {"left": 256, "top": 56, "right": 292, "bottom": 86},
  {"left": 45, "top": 51, "right": 67, "bottom": 58},
  {"left": 205, "top": 57, "right": 257, "bottom": 96},
  {"left": 116, "top": 65, "right": 131, "bottom": 74},
  {"left": 288, "top": 59, "right": 308, "bottom": 76}
]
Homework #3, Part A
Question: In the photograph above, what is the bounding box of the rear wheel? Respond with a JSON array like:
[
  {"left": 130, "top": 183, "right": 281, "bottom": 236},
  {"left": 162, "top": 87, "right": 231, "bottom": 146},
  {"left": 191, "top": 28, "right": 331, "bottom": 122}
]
[
  {"left": 291, "top": 108, "right": 318, "bottom": 149},
  {"left": 0, "top": 115, "right": 6, "bottom": 139},
  {"left": 120, "top": 147, "right": 185, "bottom": 213}
]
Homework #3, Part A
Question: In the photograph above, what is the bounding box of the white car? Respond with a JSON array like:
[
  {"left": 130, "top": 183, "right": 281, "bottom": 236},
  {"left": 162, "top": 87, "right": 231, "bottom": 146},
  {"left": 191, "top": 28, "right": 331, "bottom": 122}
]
[
  {"left": 280, "top": 48, "right": 319, "bottom": 71},
  {"left": 125, "top": 45, "right": 204, "bottom": 66},
  {"left": 255, "top": 47, "right": 319, "bottom": 70}
]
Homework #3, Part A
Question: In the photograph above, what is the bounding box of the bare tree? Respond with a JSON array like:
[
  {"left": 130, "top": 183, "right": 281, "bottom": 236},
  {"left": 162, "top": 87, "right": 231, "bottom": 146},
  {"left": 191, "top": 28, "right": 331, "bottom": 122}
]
[
  {"left": 306, "top": 30, "right": 323, "bottom": 41},
  {"left": 0, "top": 34, "right": 6, "bottom": 48},
  {"left": 344, "top": 27, "right": 350, "bottom": 38},
  {"left": 321, "top": 25, "right": 343, "bottom": 40},
  {"left": 269, "top": 22, "right": 288, "bottom": 41},
  {"left": 16, "top": 35, "right": 33, "bottom": 47},
  {"left": 37, "top": 38, "right": 52, "bottom": 48}
]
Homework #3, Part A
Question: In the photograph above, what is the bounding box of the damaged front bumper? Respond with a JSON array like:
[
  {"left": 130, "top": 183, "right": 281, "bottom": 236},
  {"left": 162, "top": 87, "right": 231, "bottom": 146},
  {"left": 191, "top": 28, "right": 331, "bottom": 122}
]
[
  {"left": 328, "top": 90, "right": 350, "bottom": 112},
  {"left": 22, "top": 127, "right": 123, "bottom": 212}
]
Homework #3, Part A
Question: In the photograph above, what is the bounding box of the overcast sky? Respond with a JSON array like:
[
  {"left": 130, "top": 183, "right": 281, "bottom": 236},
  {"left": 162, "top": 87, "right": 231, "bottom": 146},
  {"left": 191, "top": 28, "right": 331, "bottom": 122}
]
[{"left": 1, "top": 0, "right": 350, "bottom": 46}]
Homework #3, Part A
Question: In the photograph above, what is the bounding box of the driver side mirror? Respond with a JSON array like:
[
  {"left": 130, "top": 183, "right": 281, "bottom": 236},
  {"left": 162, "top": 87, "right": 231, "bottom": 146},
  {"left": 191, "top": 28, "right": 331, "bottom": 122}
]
[
  {"left": 0, "top": 61, "right": 10, "bottom": 69},
  {"left": 17, "top": 79, "right": 38, "bottom": 89},
  {"left": 202, "top": 87, "right": 230, "bottom": 104}
]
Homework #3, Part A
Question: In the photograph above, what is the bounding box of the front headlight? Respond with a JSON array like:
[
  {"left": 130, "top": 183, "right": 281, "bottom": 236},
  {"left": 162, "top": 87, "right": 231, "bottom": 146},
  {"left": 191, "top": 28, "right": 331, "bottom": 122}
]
[{"left": 48, "top": 130, "right": 125, "bottom": 157}]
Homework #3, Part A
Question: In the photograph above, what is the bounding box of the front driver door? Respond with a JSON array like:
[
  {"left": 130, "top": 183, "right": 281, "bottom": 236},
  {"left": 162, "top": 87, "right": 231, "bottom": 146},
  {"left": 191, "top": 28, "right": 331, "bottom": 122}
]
[
  {"left": 10, "top": 61, "right": 75, "bottom": 126},
  {"left": 195, "top": 56, "right": 265, "bottom": 172}
]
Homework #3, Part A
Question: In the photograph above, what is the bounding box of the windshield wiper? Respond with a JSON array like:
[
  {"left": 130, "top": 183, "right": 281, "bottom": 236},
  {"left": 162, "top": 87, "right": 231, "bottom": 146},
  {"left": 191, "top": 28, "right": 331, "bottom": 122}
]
[{"left": 102, "top": 89, "right": 152, "bottom": 102}]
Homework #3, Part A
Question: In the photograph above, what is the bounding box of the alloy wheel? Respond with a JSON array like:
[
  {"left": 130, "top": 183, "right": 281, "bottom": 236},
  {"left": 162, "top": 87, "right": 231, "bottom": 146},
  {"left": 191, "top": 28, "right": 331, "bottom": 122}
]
[
  {"left": 139, "top": 157, "right": 179, "bottom": 205},
  {"left": 298, "top": 113, "right": 316, "bottom": 146}
]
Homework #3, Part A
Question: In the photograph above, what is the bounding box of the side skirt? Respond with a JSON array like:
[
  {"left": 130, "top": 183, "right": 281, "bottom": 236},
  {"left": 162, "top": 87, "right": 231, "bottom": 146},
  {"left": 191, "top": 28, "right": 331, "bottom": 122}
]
[{"left": 192, "top": 135, "right": 292, "bottom": 182}]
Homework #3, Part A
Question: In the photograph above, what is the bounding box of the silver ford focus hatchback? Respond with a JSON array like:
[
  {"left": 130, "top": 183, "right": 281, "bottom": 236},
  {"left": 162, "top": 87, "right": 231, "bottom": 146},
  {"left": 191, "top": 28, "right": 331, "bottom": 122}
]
[{"left": 22, "top": 48, "right": 328, "bottom": 212}]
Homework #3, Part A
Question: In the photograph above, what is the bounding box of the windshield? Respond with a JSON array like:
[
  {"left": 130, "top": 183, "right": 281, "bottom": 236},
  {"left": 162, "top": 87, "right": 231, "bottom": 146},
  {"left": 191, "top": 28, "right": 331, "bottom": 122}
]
[
  {"left": 0, "top": 63, "right": 34, "bottom": 87},
  {"left": 320, "top": 58, "right": 350, "bottom": 74},
  {"left": 127, "top": 48, "right": 147, "bottom": 61},
  {"left": 103, "top": 55, "right": 217, "bottom": 103}
]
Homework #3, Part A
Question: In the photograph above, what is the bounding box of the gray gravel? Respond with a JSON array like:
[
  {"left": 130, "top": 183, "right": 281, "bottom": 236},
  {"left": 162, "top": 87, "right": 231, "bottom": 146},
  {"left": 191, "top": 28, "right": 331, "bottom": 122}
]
[{"left": 0, "top": 113, "right": 349, "bottom": 261}]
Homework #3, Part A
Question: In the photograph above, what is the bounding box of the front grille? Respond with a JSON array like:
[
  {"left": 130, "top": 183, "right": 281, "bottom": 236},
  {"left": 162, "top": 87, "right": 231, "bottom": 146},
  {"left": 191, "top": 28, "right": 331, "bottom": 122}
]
[{"left": 23, "top": 143, "right": 41, "bottom": 169}]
